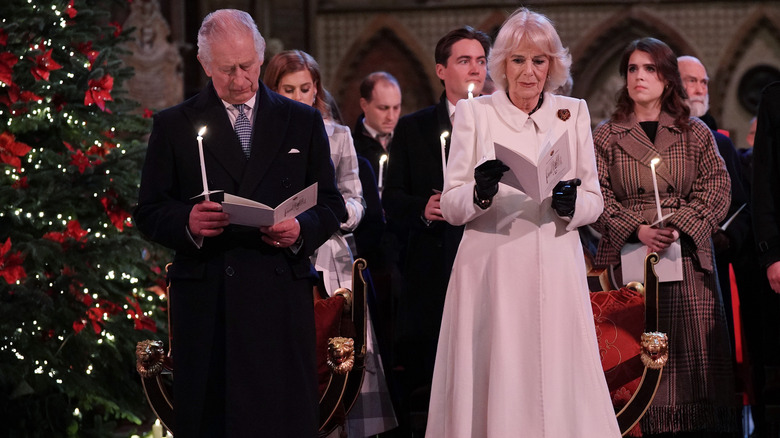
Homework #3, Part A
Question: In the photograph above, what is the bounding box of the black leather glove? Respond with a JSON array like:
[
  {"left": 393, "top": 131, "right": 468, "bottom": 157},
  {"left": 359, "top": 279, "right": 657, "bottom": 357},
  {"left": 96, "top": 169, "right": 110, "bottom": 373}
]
[
  {"left": 551, "top": 178, "right": 581, "bottom": 217},
  {"left": 474, "top": 159, "right": 510, "bottom": 201}
]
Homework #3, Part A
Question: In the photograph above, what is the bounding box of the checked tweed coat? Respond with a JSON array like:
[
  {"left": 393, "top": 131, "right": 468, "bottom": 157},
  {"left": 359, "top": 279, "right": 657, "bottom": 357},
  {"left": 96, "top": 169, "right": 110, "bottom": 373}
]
[{"left": 592, "top": 112, "right": 740, "bottom": 434}]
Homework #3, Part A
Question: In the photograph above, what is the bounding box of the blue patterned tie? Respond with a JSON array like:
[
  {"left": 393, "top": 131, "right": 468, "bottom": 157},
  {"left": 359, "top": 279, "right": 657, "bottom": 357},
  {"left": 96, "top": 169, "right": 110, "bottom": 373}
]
[{"left": 234, "top": 103, "right": 252, "bottom": 158}]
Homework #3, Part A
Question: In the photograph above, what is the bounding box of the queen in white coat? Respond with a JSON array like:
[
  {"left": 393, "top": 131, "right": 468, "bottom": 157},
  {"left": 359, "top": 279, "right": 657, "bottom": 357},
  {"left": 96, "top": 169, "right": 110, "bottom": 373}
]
[{"left": 426, "top": 8, "right": 620, "bottom": 438}]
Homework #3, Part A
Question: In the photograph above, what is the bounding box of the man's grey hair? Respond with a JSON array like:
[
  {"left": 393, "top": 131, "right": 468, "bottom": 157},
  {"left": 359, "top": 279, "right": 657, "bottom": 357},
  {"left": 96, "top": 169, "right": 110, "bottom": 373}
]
[{"left": 197, "top": 9, "right": 266, "bottom": 66}]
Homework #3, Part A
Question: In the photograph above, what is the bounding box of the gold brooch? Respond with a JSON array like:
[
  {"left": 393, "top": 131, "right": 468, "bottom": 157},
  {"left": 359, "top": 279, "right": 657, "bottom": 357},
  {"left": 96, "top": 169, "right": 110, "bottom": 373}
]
[{"left": 557, "top": 109, "right": 571, "bottom": 121}]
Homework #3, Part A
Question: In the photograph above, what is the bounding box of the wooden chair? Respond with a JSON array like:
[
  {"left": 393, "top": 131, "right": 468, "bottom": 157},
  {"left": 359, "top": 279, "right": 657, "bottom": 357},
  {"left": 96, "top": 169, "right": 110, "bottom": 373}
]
[
  {"left": 587, "top": 251, "right": 668, "bottom": 436},
  {"left": 135, "top": 259, "right": 369, "bottom": 436}
]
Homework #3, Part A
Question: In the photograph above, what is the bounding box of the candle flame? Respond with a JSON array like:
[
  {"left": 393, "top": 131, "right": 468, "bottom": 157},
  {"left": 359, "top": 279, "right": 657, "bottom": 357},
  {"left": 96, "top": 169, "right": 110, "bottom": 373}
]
[
  {"left": 651, "top": 158, "right": 660, "bottom": 165},
  {"left": 198, "top": 126, "right": 207, "bottom": 137},
  {"left": 440, "top": 131, "right": 449, "bottom": 140},
  {"left": 467, "top": 83, "right": 474, "bottom": 93},
  {"left": 379, "top": 154, "right": 388, "bottom": 165}
]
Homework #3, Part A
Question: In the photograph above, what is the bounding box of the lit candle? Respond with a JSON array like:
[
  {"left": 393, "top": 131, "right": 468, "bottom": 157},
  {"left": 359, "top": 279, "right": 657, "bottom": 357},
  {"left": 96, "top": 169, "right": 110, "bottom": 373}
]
[
  {"left": 467, "top": 83, "right": 474, "bottom": 99},
  {"left": 378, "top": 154, "right": 388, "bottom": 191},
  {"left": 440, "top": 131, "right": 449, "bottom": 182},
  {"left": 152, "top": 419, "right": 163, "bottom": 438},
  {"left": 196, "top": 126, "right": 209, "bottom": 201},
  {"left": 650, "top": 158, "right": 663, "bottom": 227}
]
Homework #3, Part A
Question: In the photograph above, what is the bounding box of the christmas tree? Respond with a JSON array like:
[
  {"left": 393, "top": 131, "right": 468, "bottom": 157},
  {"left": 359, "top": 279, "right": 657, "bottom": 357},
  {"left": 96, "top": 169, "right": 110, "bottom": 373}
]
[{"left": 0, "top": 0, "right": 170, "bottom": 436}]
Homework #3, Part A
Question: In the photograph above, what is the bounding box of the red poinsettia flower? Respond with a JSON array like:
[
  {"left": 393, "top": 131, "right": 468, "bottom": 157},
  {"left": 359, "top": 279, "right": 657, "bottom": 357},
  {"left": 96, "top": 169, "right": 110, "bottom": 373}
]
[
  {"left": 108, "top": 21, "right": 122, "bottom": 38},
  {"left": 87, "top": 141, "right": 115, "bottom": 158},
  {"left": 84, "top": 74, "right": 113, "bottom": 111},
  {"left": 0, "top": 131, "right": 32, "bottom": 171},
  {"left": 30, "top": 48, "right": 62, "bottom": 81},
  {"left": 73, "top": 307, "right": 105, "bottom": 335},
  {"left": 126, "top": 296, "right": 157, "bottom": 332},
  {"left": 0, "top": 29, "right": 8, "bottom": 46},
  {"left": 65, "top": 0, "right": 77, "bottom": 19},
  {"left": 11, "top": 176, "right": 28, "bottom": 189},
  {"left": 72, "top": 319, "right": 86, "bottom": 334},
  {"left": 100, "top": 189, "right": 132, "bottom": 231},
  {"left": 3, "top": 84, "right": 44, "bottom": 106},
  {"left": 0, "top": 51, "right": 19, "bottom": 86},
  {"left": 69, "top": 149, "right": 91, "bottom": 173},
  {"left": 87, "top": 130, "right": 116, "bottom": 157},
  {"left": 143, "top": 108, "right": 154, "bottom": 118},
  {"left": 43, "top": 220, "right": 89, "bottom": 247},
  {"left": 97, "top": 298, "right": 123, "bottom": 317},
  {"left": 74, "top": 42, "right": 99, "bottom": 70},
  {"left": 0, "top": 238, "right": 26, "bottom": 284}
]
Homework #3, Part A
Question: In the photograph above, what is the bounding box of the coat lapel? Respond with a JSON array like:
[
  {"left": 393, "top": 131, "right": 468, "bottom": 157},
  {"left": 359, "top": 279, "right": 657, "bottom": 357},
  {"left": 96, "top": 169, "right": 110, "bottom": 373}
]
[
  {"left": 612, "top": 112, "right": 681, "bottom": 186},
  {"left": 183, "top": 82, "right": 247, "bottom": 186},
  {"left": 238, "top": 83, "right": 289, "bottom": 197},
  {"left": 436, "top": 94, "right": 453, "bottom": 162}
]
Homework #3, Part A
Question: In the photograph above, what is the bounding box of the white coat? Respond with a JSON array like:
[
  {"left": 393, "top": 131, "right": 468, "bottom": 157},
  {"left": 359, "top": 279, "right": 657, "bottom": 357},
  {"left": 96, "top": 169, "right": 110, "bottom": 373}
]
[
  {"left": 427, "top": 91, "right": 620, "bottom": 438},
  {"left": 311, "top": 120, "right": 365, "bottom": 294}
]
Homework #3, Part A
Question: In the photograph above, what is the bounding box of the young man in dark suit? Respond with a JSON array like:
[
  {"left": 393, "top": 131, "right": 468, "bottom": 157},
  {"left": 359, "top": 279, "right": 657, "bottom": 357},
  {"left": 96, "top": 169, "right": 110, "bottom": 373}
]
[
  {"left": 133, "top": 9, "right": 345, "bottom": 437},
  {"left": 381, "top": 26, "right": 491, "bottom": 435}
]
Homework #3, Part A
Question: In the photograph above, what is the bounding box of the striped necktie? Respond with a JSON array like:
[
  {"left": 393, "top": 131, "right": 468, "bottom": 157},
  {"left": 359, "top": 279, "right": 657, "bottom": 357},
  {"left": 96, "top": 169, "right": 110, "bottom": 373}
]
[{"left": 234, "top": 103, "right": 252, "bottom": 158}]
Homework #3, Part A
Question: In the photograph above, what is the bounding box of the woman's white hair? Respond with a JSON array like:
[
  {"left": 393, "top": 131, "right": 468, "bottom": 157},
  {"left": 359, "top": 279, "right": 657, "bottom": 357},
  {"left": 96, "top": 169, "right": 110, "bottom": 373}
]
[
  {"left": 197, "top": 9, "right": 266, "bottom": 66},
  {"left": 488, "top": 8, "right": 572, "bottom": 93}
]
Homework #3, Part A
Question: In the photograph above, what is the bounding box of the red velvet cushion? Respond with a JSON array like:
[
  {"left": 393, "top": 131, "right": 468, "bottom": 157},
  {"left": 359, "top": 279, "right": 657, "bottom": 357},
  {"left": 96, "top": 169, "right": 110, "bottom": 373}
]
[
  {"left": 314, "top": 294, "right": 345, "bottom": 396},
  {"left": 591, "top": 287, "right": 645, "bottom": 409}
]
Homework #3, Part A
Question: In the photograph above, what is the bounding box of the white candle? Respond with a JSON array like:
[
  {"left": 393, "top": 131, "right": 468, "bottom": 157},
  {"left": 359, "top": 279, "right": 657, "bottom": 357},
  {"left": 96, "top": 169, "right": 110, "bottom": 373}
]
[
  {"left": 152, "top": 419, "right": 163, "bottom": 438},
  {"left": 440, "top": 131, "right": 449, "bottom": 182},
  {"left": 650, "top": 158, "right": 663, "bottom": 227},
  {"left": 378, "top": 154, "right": 388, "bottom": 191},
  {"left": 196, "top": 126, "right": 209, "bottom": 201},
  {"left": 467, "top": 83, "right": 474, "bottom": 99}
]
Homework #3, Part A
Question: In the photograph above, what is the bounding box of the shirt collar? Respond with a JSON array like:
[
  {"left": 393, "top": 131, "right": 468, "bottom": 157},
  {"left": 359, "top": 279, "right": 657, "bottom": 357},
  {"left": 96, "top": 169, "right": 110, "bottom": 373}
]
[
  {"left": 223, "top": 94, "right": 257, "bottom": 112},
  {"left": 362, "top": 120, "right": 389, "bottom": 141},
  {"left": 447, "top": 99, "right": 456, "bottom": 121}
]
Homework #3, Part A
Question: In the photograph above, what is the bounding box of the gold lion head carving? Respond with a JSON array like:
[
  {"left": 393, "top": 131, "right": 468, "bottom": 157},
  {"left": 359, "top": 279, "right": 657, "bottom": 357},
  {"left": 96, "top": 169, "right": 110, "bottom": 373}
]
[
  {"left": 136, "top": 339, "right": 166, "bottom": 378},
  {"left": 640, "top": 331, "right": 669, "bottom": 369},
  {"left": 327, "top": 337, "right": 355, "bottom": 375}
]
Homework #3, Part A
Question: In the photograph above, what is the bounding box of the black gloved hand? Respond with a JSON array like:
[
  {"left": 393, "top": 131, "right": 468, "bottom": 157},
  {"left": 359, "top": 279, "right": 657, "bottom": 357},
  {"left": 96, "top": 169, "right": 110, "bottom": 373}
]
[
  {"left": 551, "top": 178, "right": 581, "bottom": 217},
  {"left": 474, "top": 159, "right": 510, "bottom": 201}
]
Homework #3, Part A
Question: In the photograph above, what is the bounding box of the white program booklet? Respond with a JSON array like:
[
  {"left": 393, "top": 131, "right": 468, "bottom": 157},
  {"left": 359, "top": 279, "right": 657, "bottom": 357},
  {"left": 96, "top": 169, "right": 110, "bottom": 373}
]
[
  {"left": 494, "top": 133, "right": 571, "bottom": 203},
  {"left": 222, "top": 183, "right": 317, "bottom": 227},
  {"left": 620, "top": 240, "right": 683, "bottom": 283}
]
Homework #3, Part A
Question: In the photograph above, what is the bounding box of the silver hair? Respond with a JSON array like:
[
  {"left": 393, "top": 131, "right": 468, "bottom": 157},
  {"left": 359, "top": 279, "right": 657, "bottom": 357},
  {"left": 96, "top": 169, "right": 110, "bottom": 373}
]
[
  {"left": 197, "top": 9, "right": 266, "bottom": 66},
  {"left": 488, "top": 8, "right": 572, "bottom": 93}
]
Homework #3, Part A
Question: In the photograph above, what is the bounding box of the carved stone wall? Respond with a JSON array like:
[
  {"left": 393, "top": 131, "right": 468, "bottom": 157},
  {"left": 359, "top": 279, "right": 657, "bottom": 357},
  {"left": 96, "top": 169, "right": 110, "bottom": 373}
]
[
  {"left": 313, "top": 1, "right": 780, "bottom": 142},
  {"left": 132, "top": 0, "right": 780, "bottom": 145},
  {"left": 121, "top": 0, "right": 184, "bottom": 112}
]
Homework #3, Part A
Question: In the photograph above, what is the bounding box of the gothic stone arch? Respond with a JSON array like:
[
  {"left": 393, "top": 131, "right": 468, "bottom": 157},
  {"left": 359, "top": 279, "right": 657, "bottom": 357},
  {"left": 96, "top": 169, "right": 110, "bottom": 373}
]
[
  {"left": 332, "top": 15, "right": 436, "bottom": 128},
  {"left": 570, "top": 7, "right": 696, "bottom": 127}
]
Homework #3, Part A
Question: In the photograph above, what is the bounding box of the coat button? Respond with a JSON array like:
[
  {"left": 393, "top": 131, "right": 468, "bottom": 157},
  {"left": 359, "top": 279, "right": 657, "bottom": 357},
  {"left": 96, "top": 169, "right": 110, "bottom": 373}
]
[
  {"left": 275, "top": 266, "right": 286, "bottom": 275},
  {"left": 667, "top": 185, "right": 674, "bottom": 193},
  {"left": 637, "top": 187, "right": 645, "bottom": 195},
  {"left": 225, "top": 266, "right": 235, "bottom": 276},
  {"left": 282, "top": 178, "right": 291, "bottom": 189}
]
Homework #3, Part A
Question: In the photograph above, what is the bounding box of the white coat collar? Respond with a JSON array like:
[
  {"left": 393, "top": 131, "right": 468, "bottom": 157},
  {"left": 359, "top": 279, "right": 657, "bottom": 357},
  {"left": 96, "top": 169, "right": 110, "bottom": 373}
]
[{"left": 491, "top": 91, "right": 554, "bottom": 134}]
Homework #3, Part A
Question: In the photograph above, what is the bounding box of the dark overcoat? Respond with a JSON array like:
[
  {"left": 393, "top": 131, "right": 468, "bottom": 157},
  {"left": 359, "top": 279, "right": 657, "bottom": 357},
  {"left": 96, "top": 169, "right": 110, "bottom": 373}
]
[
  {"left": 382, "top": 94, "right": 464, "bottom": 378},
  {"left": 753, "top": 82, "right": 780, "bottom": 268},
  {"left": 134, "top": 81, "right": 345, "bottom": 437}
]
